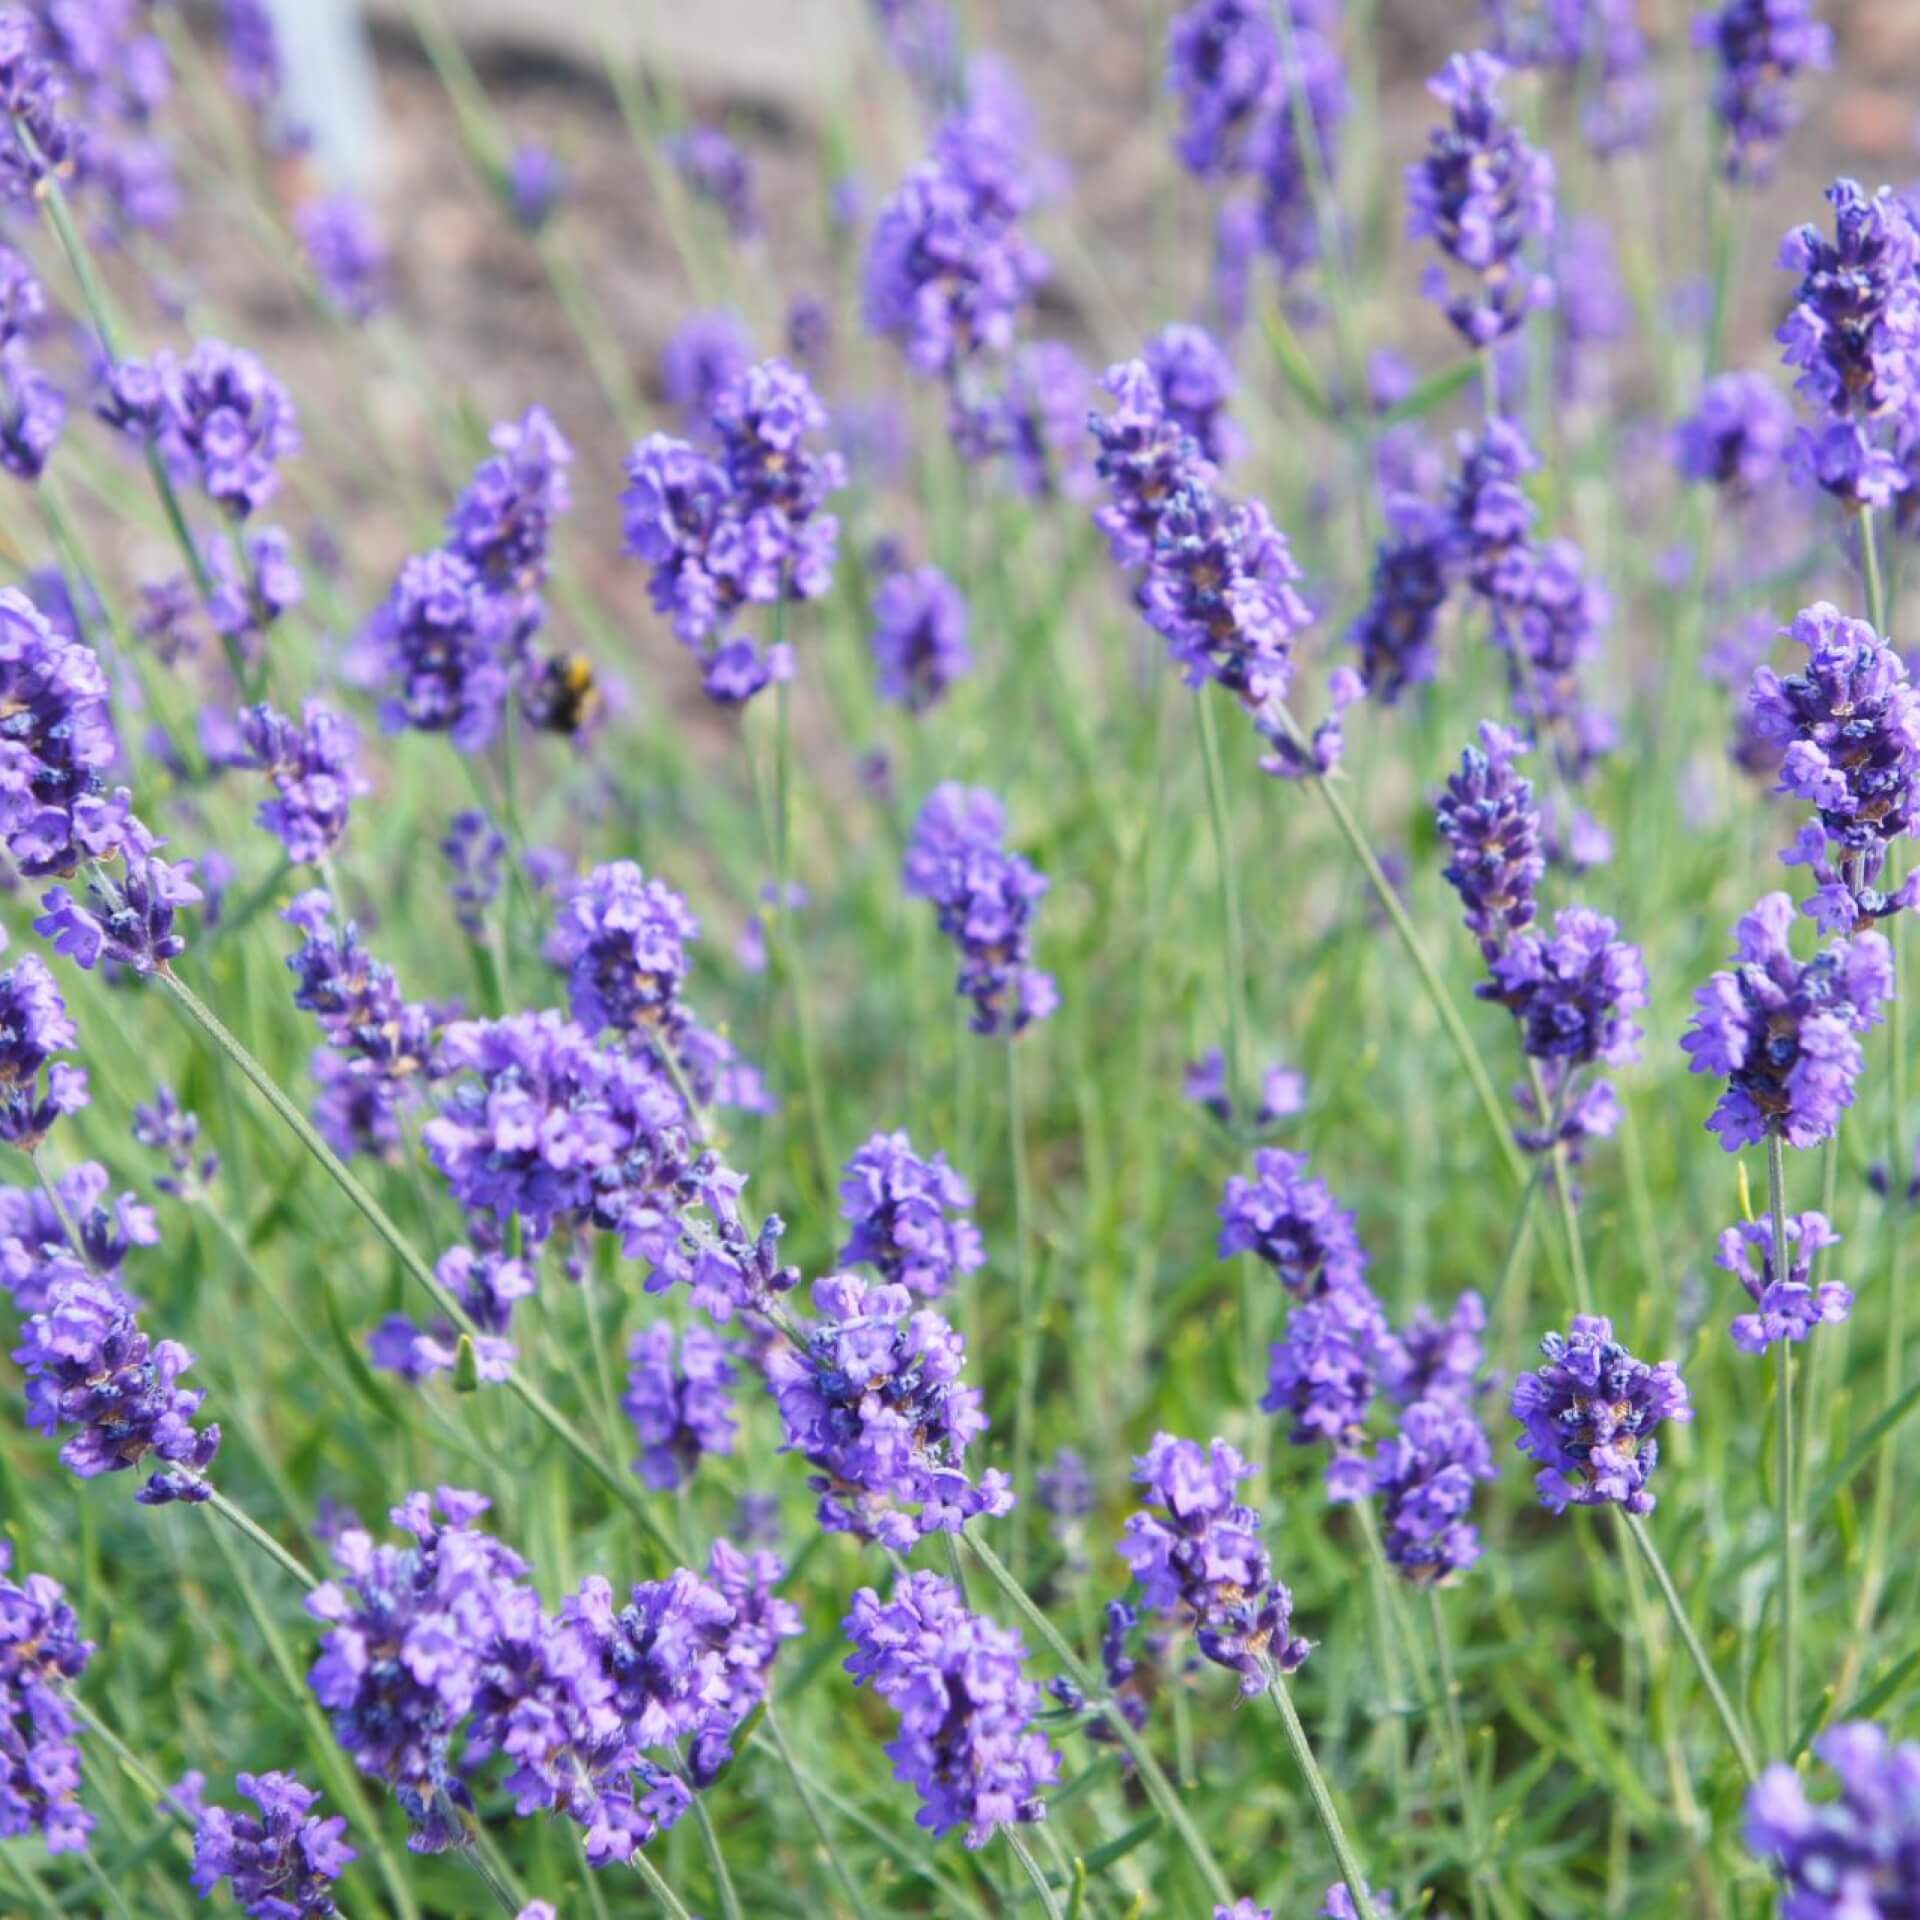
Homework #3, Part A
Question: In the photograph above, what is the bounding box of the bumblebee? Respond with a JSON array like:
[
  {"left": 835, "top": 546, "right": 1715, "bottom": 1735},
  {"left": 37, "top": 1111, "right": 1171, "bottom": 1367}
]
[{"left": 521, "top": 650, "right": 604, "bottom": 738}]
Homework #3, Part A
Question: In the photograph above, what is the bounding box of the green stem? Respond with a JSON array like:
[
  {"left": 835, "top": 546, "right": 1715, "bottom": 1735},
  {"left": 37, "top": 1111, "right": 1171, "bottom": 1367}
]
[
  {"left": 631, "top": 1848, "right": 697, "bottom": 1920},
  {"left": 1428, "top": 1588, "right": 1491, "bottom": 1920},
  {"left": 1007, "top": 1035, "right": 1040, "bottom": 1582},
  {"left": 203, "top": 1487, "right": 319, "bottom": 1594},
  {"left": 1765, "top": 1134, "right": 1798, "bottom": 1754},
  {"left": 152, "top": 965, "right": 678, "bottom": 1561},
  {"left": 1527, "top": 1060, "right": 1593, "bottom": 1315},
  {"left": 685, "top": 1787, "right": 744, "bottom": 1920},
  {"left": 964, "top": 1531, "right": 1234, "bottom": 1904},
  {"left": 1262, "top": 1665, "right": 1379, "bottom": 1920},
  {"left": 1005, "top": 1827, "right": 1065, "bottom": 1919},
  {"left": 1295, "top": 735, "right": 1528, "bottom": 1188},
  {"left": 1194, "top": 691, "right": 1249, "bottom": 1112},
  {"left": 459, "top": 1842, "right": 523, "bottom": 1917},
  {"left": 1619, "top": 1512, "right": 1759, "bottom": 1784},
  {"left": 762, "top": 1699, "right": 878, "bottom": 1920}
]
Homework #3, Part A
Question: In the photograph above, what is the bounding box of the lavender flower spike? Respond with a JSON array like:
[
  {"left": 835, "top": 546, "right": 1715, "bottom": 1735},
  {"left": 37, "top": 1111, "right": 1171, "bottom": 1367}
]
[
  {"left": 844, "top": 1571, "right": 1059, "bottom": 1846},
  {"left": 192, "top": 1771, "right": 356, "bottom": 1918},
  {"left": 1696, "top": 0, "right": 1832, "bottom": 185},
  {"left": 1219, "top": 1147, "right": 1367, "bottom": 1296},
  {"left": 0, "top": 1540, "right": 94, "bottom": 1854},
  {"left": 1743, "top": 1720, "right": 1920, "bottom": 1909},
  {"left": 1510, "top": 1316, "right": 1691, "bottom": 1514},
  {"left": 1683, "top": 891, "right": 1893, "bottom": 1151},
  {"left": 1118, "top": 1433, "right": 1310, "bottom": 1691},
  {"left": 622, "top": 1321, "right": 739, "bottom": 1490},
  {"left": 838, "top": 1128, "right": 985, "bottom": 1298},
  {"left": 0, "top": 950, "right": 87, "bottom": 1149},
  {"left": 1717, "top": 1212, "right": 1851, "bottom": 1355},
  {"left": 1371, "top": 1397, "right": 1498, "bottom": 1583},
  {"left": 1435, "top": 723, "right": 1543, "bottom": 959}
]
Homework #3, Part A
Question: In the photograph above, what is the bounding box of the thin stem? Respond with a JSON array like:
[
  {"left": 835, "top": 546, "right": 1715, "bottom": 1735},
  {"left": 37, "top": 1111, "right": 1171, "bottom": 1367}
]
[
  {"left": 1262, "top": 1666, "right": 1379, "bottom": 1920},
  {"left": 685, "top": 1788, "right": 744, "bottom": 1920},
  {"left": 153, "top": 965, "right": 678, "bottom": 1560},
  {"left": 1619, "top": 1511, "right": 1759, "bottom": 1784},
  {"left": 1290, "top": 729, "right": 1528, "bottom": 1189},
  {"left": 1194, "top": 691, "right": 1249, "bottom": 1110},
  {"left": 1766, "top": 1133, "right": 1798, "bottom": 1753},
  {"left": 459, "top": 1841, "right": 523, "bottom": 1918},
  {"left": 1428, "top": 1588, "right": 1491, "bottom": 1920},
  {"left": 203, "top": 1487, "right": 319, "bottom": 1593},
  {"left": 630, "top": 1849, "right": 697, "bottom": 1920},
  {"left": 1007, "top": 1036, "right": 1039, "bottom": 1581},
  {"left": 1862, "top": 507, "right": 1889, "bottom": 636},
  {"left": 1005, "top": 1827, "right": 1065, "bottom": 1920},
  {"left": 762, "top": 1699, "right": 878, "bottom": 1920},
  {"left": 964, "top": 1531, "right": 1235, "bottom": 1904},
  {"left": 1527, "top": 1060, "right": 1593, "bottom": 1314}
]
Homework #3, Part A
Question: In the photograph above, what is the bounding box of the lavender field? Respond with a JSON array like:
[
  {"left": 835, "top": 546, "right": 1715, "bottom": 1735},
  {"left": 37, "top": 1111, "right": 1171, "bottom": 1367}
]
[{"left": 1, "top": 0, "right": 1918, "bottom": 1914}]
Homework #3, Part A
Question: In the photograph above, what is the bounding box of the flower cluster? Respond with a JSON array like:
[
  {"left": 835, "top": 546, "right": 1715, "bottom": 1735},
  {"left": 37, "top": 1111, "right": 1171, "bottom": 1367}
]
[
  {"left": 870, "top": 563, "right": 972, "bottom": 712},
  {"left": 365, "top": 550, "right": 513, "bottom": 750},
  {"left": 668, "top": 125, "right": 758, "bottom": 240},
  {"left": 622, "top": 1320, "right": 740, "bottom": 1490},
  {"left": 0, "top": 1541, "right": 93, "bottom": 1854},
  {"left": 1777, "top": 181, "right": 1920, "bottom": 509},
  {"left": 15, "top": 1267, "right": 221, "bottom": 1504},
  {"left": 1262, "top": 1284, "right": 1388, "bottom": 1498},
  {"left": 1696, "top": 0, "right": 1832, "bottom": 184},
  {"left": 1, "top": 336, "right": 63, "bottom": 480},
  {"left": 282, "top": 892, "right": 442, "bottom": 1162},
  {"left": 1743, "top": 1720, "right": 1920, "bottom": 1912},
  {"left": 843, "top": 1571, "right": 1059, "bottom": 1846},
  {"left": 1371, "top": 1397, "right": 1498, "bottom": 1583},
  {"left": 191, "top": 1771, "right": 356, "bottom": 1919},
  {"left": 1348, "top": 494, "right": 1452, "bottom": 704},
  {"left": 370, "top": 1245, "right": 533, "bottom": 1388},
  {"left": 622, "top": 359, "right": 844, "bottom": 704},
  {"left": 1144, "top": 323, "right": 1240, "bottom": 467},
  {"left": 660, "top": 311, "right": 753, "bottom": 434},
  {"left": 1510, "top": 1316, "right": 1692, "bottom": 1514},
  {"left": 1219, "top": 1148, "right": 1367, "bottom": 1296},
  {"left": 446, "top": 405, "right": 573, "bottom": 615},
  {"left": 765, "top": 1272, "right": 1012, "bottom": 1548},
  {"left": 232, "top": 700, "right": 366, "bottom": 866},
  {"left": 1673, "top": 371, "right": 1796, "bottom": 499},
  {"left": 544, "top": 859, "right": 699, "bottom": 1043},
  {"left": 1405, "top": 53, "right": 1554, "bottom": 349},
  {"left": 1118, "top": 1434, "right": 1310, "bottom": 1690},
  {"left": 36, "top": 811, "right": 203, "bottom": 976},
  {"left": 837, "top": 1129, "right": 984, "bottom": 1298},
  {"left": 1753, "top": 603, "right": 1920, "bottom": 932},
  {"left": 441, "top": 809, "right": 506, "bottom": 938},
  {"left": 0, "top": 1159, "right": 156, "bottom": 1312},
  {"left": 1183, "top": 1050, "right": 1305, "bottom": 1130},
  {"left": 0, "top": 949, "right": 86, "bottom": 1150},
  {"left": 903, "top": 783, "right": 1057, "bottom": 1036},
  {"left": 298, "top": 194, "right": 389, "bottom": 324},
  {"left": 1488, "top": 0, "right": 1650, "bottom": 156},
  {"left": 1088, "top": 357, "right": 1214, "bottom": 569},
  {"left": 1381, "top": 1290, "right": 1489, "bottom": 1408},
  {"left": 0, "top": 16, "right": 78, "bottom": 201},
  {"left": 1436, "top": 722, "right": 1543, "bottom": 959},
  {"left": 863, "top": 91, "right": 1049, "bottom": 376},
  {"left": 1684, "top": 891, "right": 1893, "bottom": 1151},
  {"left": 1716, "top": 1212, "right": 1851, "bottom": 1355},
  {"left": 1477, "top": 905, "right": 1647, "bottom": 1075}
]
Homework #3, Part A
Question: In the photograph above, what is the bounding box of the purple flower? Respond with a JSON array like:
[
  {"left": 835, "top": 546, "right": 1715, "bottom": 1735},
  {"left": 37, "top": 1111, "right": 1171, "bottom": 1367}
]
[
  {"left": 1243, "top": 10, "right": 1347, "bottom": 276},
  {"left": 204, "top": 525, "right": 304, "bottom": 650},
  {"left": 660, "top": 311, "right": 754, "bottom": 436},
  {"left": 0, "top": 16, "right": 76, "bottom": 200},
  {"left": 370, "top": 1246, "right": 531, "bottom": 1388},
  {"left": 0, "top": 951, "right": 86, "bottom": 1149},
  {"left": 36, "top": 813, "right": 202, "bottom": 974},
  {"left": 0, "top": 244, "right": 43, "bottom": 347},
  {"left": 837, "top": 1129, "right": 984, "bottom": 1297},
  {"left": 1489, "top": 0, "right": 1650, "bottom": 154},
  {"left": 1696, "top": 0, "right": 1832, "bottom": 184},
  {"left": 1144, "top": 323, "right": 1241, "bottom": 467},
  {"left": 1183, "top": 1050, "right": 1306, "bottom": 1128},
  {"left": 544, "top": 860, "right": 699, "bottom": 1041},
  {"left": 101, "top": 339, "right": 299, "bottom": 520},
  {"left": 1717, "top": 1212, "right": 1850, "bottom": 1354},
  {"left": 424, "top": 1010, "right": 698, "bottom": 1249},
  {"left": 1218, "top": 1147, "right": 1367, "bottom": 1296},
  {"left": 1382, "top": 1291, "right": 1490, "bottom": 1408},
  {"left": 622, "top": 1321, "right": 740, "bottom": 1490},
  {"left": 844, "top": 1571, "right": 1059, "bottom": 1846},
  {"left": 131, "top": 1085, "right": 219, "bottom": 1201},
  {"left": 864, "top": 101, "right": 1049, "bottom": 375},
  {"left": 1436, "top": 721, "right": 1544, "bottom": 960},
  {"left": 1144, "top": 477, "right": 1313, "bottom": 717},
  {"left": 972, "top": 338, "right": 1094, "bottom": 499},
  {"left": 1510, "top": 1316, "right": 1692, "bottom": 1514},
  {"left": 306, "top": 1489, "right": 534, "bottom": 1852},
  {"left": 1262, "top": 1284, "right": 1388, "bottom": 1496},
  {"left": 1372, "top": 1397, "right": 1497, "bottom": 1583},
  {"left": 298, "top": 194, "right": 388, "bottom": 323},
  {"left": 233, "top": 700, "right": 365, "bottom": 866},
  {"left": 1673, "top": 371, "right": 1795, "bottom": 497},
  {"left": 1215, "top": 1905, "right": 1271, "bottom": 1920},
  {"left": 191, "top": 1771, "right": 355, "bottom": 1918},
  {"left": 765, "top": 1272, "right": 1012, "bottom": 1549},
  {"left": 1405, "top": 53, "right": 1555, "bottom": 349},
  {"left": 1118, "top": 1433, "right": 1309, "bottom": 1690},
  {"left": 446, "top": 405, "right": 572, "bottom": 611},
  {"left": 366, "top": 549, "right": 511, "bottom": 750},
  {"left": 1320, "top": 1889, "right": 1395, "bottom": 1920},
  {"left": 221, "top": 0, "right": 280, "bottom": 111},
  {"left": 1753, "top": 602, "right": 1920, "bottom": 932},
  {"left": 0, "top": 338, "right": 63, "bottom": 480},
  {"left": 903, "top": 783, "right": 1056, "bottom": 1036},
  {"left": 668, "top": 125, "right": 758, "bottom": 240},
  {"left": 1088, "top": 357, "right": 1215, "bottom": 570},
  {"left": 1777, "top": 181, "right": 1920, "bottom": 510},
  {"left": 507, "top": 142, "right": 566, "bottom": 232},
  {"left": 1036, "top": 1447, "right": 1094, "bottom": 1523},
  {"left": 442, "top": 809, "right": 505, "bottom": 938},
  {"left": 1684, "top": 891, "right": 1893, "bottom": 1150},
  {"left": 0, "top": 1161, "right": 157, "bottom": 1311},
  {"left": 1744, "top": 1720, "right": 1920, "bottom": 1912},
  {"left": 1165, "top": 0, "right": 1280, "bottom": 177},
  {"left": 1478, "top": 905, "right": 1647, "bottom": 1069},
  {"left": 1349, "top": 495, "right": 1452, "bottom": 705},
  {"left": 16, "top": 1267, "right": 220, "bottom": 1503},
  {"left": 870, "top": 564, "right": 971, "bottom": 712},
  {"left": 0, "top": 1540, "right": 94, "bottom": 1854},
  {"left": 0, "top": 585, "right": 119, "bottom": 877}
]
